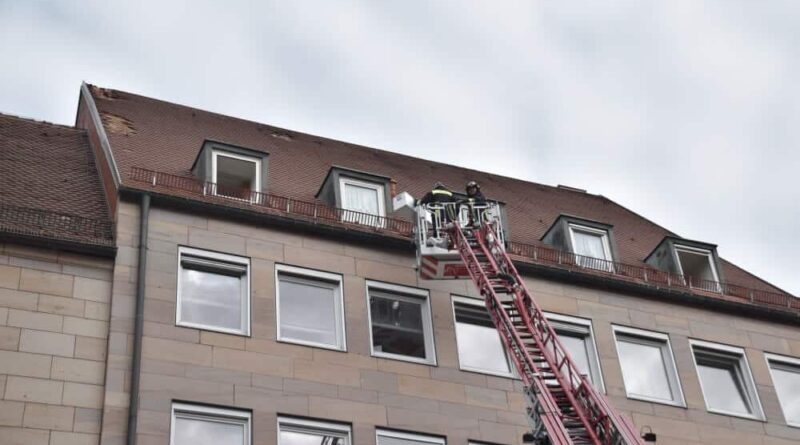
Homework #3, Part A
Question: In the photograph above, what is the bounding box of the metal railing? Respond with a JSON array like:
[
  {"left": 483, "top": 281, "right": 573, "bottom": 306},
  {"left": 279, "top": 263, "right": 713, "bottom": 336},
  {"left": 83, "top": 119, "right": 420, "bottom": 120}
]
[
  {"left": 127, "top": 167, "right": 797, "bottom": 314},
  {"left": 506, "top": 241, "right": 798, "bottom": 312},
  {"left": 129, "top": 167, "right": 413, "bottom": 237}
]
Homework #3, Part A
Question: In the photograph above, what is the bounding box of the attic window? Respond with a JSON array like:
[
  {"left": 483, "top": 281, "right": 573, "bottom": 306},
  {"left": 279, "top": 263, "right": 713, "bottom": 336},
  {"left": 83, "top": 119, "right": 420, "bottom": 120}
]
[
  {"left": 339, "top": 177, "right": 386, "bottom": 223},
  {"left": 568, "top": 223, "right": 613, "bottom": 271},
  {"left": 674, "top": 245, "right": 719, "bottom": 284},
  {"left": 212, "top": 151, "right": 261, "bottom": 200}
]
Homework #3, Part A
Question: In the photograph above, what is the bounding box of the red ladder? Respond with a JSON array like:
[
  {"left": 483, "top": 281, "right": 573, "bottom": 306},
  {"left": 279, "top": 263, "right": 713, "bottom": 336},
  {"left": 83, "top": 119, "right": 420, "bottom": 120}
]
[{"left": 447, "top": 221, "right": 644, "bottom": 445}]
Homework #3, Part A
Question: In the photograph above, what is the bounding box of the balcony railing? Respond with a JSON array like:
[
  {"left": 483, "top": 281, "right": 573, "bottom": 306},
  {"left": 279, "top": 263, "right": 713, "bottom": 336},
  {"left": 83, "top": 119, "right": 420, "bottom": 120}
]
[
  {"left": 129, "top": 167, "right": 413, "bottom": 237},
  {"left": 506, "top": 241, "right": 798, "bottom": 312},
  {"left": 128, "top": 167, "right": 798, "bottom": 314}
]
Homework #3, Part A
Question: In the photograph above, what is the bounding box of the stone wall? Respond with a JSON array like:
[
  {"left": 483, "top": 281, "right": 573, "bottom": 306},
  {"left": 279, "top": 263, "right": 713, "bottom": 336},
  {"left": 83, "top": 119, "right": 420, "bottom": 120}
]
[
  {"left": 0, "top": 243, "right": 112, "bottom": 445},
  {"left": 111, "top": 200, "right": 800, "bottom": 445}
]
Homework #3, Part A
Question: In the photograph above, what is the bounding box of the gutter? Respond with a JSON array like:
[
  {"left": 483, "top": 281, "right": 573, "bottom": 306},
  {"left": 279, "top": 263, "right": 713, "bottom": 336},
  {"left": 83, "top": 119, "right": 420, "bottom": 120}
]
[{"left": 127, "top": 193, "right": 149, "bottom": 445}]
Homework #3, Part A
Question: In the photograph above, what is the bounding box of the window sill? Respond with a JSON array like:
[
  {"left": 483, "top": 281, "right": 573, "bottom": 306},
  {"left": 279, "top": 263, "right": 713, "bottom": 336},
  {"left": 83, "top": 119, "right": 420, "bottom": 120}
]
[
  {"left": 624, "top": 394, "right": 686, "bottom": 408},
  {"left": 705, "top": 407, "right": 765, "bottom": 422},
  {"left": 277, "top": 337, "right": 347, "bottom": 353},
  {"left": 372, "top": 351, "right": 437, "bottom": 366},
  {"left": 458, "top": 365, "right": 516, "bottom": 380},
  {"left": 176, "top": 320, "right": 250, "bottom": 337}
]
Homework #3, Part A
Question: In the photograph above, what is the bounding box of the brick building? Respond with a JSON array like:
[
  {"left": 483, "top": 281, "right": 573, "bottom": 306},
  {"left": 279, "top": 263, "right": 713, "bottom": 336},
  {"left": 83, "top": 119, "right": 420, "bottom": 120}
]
[{"left": 0, "top": 83, "right": 798, "bottom": 445}]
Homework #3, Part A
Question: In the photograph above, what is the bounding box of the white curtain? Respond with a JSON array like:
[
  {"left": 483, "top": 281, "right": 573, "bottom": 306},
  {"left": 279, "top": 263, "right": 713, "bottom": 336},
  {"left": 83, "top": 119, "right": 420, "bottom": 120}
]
[
  {"left": 573, "top": 231, "right": 607, "bottom": 259},
  {"left": 344, "top": 184, "right": 379, "bottom": 214}
]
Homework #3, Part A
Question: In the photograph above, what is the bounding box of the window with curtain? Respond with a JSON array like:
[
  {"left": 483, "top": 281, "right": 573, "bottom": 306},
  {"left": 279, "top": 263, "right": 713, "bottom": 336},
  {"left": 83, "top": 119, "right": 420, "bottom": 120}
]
[
  {"left": 339, "top": 177, "right": 386, "bottom": 226},
  {"left": 569, "top": 224, "right": 613, "bottom": 271}
]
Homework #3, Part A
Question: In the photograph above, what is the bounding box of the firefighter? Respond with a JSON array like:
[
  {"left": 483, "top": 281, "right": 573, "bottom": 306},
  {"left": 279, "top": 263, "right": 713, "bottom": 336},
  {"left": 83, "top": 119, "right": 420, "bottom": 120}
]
[
  {"left": 418, "top": 182, "right": 456, "bottom": 242},
  {"left": 461, "top": 180, "right": 487, "bottom": 226}
]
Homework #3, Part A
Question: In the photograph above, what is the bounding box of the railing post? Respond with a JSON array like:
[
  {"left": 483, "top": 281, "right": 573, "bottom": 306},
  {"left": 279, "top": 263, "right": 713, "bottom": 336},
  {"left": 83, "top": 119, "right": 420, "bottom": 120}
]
[{"left": 151, "top": 174, "right": 157, "bottom": 186}]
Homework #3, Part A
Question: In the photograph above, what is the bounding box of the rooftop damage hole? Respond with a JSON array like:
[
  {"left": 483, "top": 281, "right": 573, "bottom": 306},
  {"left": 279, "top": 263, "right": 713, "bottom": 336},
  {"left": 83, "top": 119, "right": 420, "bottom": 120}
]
[{"left": 101, "top": 112, "right": 137, "bottom": 136}]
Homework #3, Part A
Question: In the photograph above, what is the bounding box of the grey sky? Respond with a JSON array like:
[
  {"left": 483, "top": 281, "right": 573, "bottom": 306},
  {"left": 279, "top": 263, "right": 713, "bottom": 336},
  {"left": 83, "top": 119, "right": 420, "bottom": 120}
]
[{"left": 1, "top": 1, "right": 798, "bottom": 295}]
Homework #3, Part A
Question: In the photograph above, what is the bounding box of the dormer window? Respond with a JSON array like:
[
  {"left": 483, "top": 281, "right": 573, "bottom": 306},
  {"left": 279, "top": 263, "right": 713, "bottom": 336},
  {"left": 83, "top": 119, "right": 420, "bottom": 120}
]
[
  {"left": 316, "top": 166, "right": 391, "bottom": 227},
  {"left": 674, "top": 244, "right": 720, "bottom": 284},
  {"left": 645, "top": 237, "right": 724, "bottom": 291},
  {"left": 339, "top": 177, "right": 386, "bottom": 218},
  {"left": 191, "top": 140, "right": 269, "bottom": 201},
  {"left": 212, "top": 151, "right": 261, "bottom": 200},
  {"left": 542, "top": 216, "right": 616, "bottom": 272},
  {"left": 569, "top": 224, "right": 612, "bottom": 262}
]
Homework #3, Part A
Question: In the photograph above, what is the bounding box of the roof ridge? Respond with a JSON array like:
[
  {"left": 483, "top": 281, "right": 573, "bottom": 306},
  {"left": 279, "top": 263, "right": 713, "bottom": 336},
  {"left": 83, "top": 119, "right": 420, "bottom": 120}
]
[
  {"left": 0, "top": 112, "right": 85, "bottom": 134},
  {"left": 88, "top": 84, "right": 612, "bottom": 202}
]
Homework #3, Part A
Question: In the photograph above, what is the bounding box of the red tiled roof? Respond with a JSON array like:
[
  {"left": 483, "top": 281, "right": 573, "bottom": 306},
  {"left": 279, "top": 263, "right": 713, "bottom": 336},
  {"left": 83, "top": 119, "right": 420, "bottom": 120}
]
[
  {"left": 0, "top": 113, "right": 113, "bottom": 248},
  {"left": 88, "top": 85, "right": 786, "bottom": 295}
]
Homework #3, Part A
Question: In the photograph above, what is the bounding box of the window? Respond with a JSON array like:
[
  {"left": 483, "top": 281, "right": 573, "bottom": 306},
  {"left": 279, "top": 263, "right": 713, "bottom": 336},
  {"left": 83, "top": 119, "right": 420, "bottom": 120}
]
[
  {"left": 376, "top": 429, "right": 444, "bottom": 445},
  {"left": 278, "top": 417, "right": 351, "bottom": 445},
  {"left": 367, "top": 281, "right": 436, "bottom": 364},
  {"left": 275, "top": 265, "right": 346, "bottom": 351},
  {"left": 171, "top": 403, "right": 251, "bottom": 445},
  {"left": 690, "top": 340, "right": 764, "bottom": 419},
  {"left": 545, "top": 313, "right": 604, "bottom": 392},
  {"left": 452, "top": 296, "right": 513, "bottom": 377},
  {"left": 674, "top": 245, "right": 719, "bottom": 285},
  {"left": 177, "top": 247, "right": 250, "bottom": 335},
  {"left": 212, "top": 151, "right": 261, "bottom": 200},
  {"left": 568, "top": 224, "right": 613, "bottom": 271},
  {"left": 613, "top": 326, "right": 684, "bottom": 406},
  {"left": 339, "top": 177, "right": 386, "bottom": 225},
  {"left": 766, "top": 354, "right": 800, "bottom": 427}
]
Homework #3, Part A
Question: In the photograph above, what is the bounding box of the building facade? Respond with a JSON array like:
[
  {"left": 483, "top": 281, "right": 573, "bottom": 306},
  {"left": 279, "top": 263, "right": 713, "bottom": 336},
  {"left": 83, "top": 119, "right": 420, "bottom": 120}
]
[{"left": 0, "top": 84, "right": 798, "bottom": 445}]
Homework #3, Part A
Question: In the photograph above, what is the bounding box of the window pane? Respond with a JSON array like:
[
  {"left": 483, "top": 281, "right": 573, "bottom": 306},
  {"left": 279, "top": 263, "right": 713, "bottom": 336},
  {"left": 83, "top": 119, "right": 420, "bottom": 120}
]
[
  {"left": 279, "top": 276, "right": 338, "bottom": 346},
  {"left": 174, "top": 416, "right": 245, "bottom": 445},
  {"left": 697, "top": 359, "right": 750, "bottom": 415},
  {"left": 180, "top": 267, "right": 243, "bottom": 331},
  {"left": 454, "top": 302, "right": 510, "bottom": 375},
  {"left": 217, "top": 156, "right": 257, "bottom": 199},
  {"left": 676, "top": 249, "right": 716, "bottom": 282},
  {"left": 280, "top": 430, "right": 345, "bottom": 445},
  {"left": 559, "top": 333, "right": 592, "bottom": 383},
  {"left": 370, "top": 294, "right": 426, "bottom": 359},
  {"left": 617, "top": 338, "right": 673, "bottom": 401},
  {"left": 771, "top": 363, "right": 800, "bottom": 424},
  {"left": 343, "top": 183, "right": 380, "bottom": 214},
  {"left": 573, "top": 230, "right": 607, "bottom": 259}
]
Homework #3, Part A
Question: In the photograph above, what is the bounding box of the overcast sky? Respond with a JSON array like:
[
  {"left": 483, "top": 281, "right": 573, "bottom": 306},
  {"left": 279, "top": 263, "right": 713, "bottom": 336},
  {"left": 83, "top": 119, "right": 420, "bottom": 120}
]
[{"left": 1, "top": 1, "right": 798, "bottom": 295}]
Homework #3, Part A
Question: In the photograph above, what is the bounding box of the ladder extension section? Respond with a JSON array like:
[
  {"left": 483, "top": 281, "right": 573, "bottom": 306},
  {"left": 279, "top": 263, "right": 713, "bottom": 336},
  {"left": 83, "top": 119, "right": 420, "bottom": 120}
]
[{"left": 447, "top": 222, "right": 644, "bottom": 445}]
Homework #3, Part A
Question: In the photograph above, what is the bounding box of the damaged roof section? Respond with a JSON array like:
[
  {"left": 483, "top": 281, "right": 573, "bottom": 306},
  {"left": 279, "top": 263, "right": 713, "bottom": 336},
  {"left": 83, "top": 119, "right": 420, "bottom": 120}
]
[{"left": 0, "top": 113, "right": 114, "bottom": 254}]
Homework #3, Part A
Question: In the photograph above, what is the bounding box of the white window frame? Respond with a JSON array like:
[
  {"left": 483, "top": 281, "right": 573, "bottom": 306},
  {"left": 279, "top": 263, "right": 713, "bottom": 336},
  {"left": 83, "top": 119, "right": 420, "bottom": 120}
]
[
  {"left": 674, "top": 244, "right": 720, "bottom": 284},
  {"left": 170, "top": 402, "right": 251, "bottom": 445},
  {"left": 275, "top": 264, "right": 346, "bottom": 351},
  {"left": 277, "top": 416, "right": 352, "bottom": 445},
  {"left": 765, "top": 353, "right": 800, "bottom": 428},
  {"left": 176, "top": 246, "right": 251, "bottom": 336},
  {"left": 366, "top": 280, "right": 436, "bottom": 365},
  {"left": 376, "top": 429, "right": 445, "bottom": 445},
  {"left": 568, "top": 223, "right": 614, "bottom": 271},
  {"left": 545, "top": 312, "right": 605, "bottom": 393},
  {"left": 612, "top": 325, "right": 685, "bottom": 407},
  {"left": 451, "top": 295, "right": 514, "bottom": 378},
  {"left": 689, "top": 339, "right": 764, "bottom": 420},
  {"left": 211, "top": 150, "right": 262, "bottom": 201},
  {"left": 339, "top": 176, "right": 386, "bottom": 217}
]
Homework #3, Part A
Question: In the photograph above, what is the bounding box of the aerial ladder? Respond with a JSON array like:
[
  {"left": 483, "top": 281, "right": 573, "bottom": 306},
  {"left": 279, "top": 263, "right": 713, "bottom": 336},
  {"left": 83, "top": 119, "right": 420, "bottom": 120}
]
[{"left": 413, "top": 201, "right": 645, "bottom": 445}]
